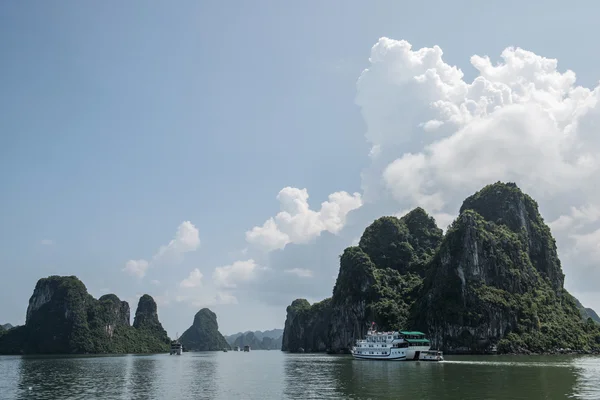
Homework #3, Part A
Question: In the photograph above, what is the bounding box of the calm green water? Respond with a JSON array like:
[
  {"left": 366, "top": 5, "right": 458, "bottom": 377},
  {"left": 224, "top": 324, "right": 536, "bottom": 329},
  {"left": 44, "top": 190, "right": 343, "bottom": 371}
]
[{"left": 1, "top": 352, "right": 599, "bottom": 399}]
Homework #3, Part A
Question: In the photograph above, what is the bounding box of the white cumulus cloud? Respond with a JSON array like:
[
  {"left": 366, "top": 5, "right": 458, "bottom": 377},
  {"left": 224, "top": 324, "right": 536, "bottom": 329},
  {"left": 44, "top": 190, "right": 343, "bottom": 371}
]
[
  {"left": 153, "top": 221, "right": 200, "bottom": 265},
  {"left": 123, "top": 259, "right": 149, "bottom": 278},
  {"left": 284, "top": 268, "right": 313, "bottom": 278},
  {"left": 180, "top": 268, "right": 203, "bottom": 288},
  {"left": 123, "top": 221, "right": 200, "bottom": 278},
  {"left": 246, "top": 187, "right": 362, "bottom": 252},
  {"left": 355, "top": 37, "right": 600, "bottom": 302},
  {"left": 213, "top": 259, "right": 265, "bottom": 289}
]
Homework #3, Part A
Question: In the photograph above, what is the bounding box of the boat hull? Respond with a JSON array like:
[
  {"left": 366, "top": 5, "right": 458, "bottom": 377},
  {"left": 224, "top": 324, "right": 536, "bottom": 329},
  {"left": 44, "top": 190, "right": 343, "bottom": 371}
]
[
  {"left": 351, "top": 346, "right": 441, "bottom": 362},
  {"left": 352, "top": 353, "right": 407, "bottom": 361}
]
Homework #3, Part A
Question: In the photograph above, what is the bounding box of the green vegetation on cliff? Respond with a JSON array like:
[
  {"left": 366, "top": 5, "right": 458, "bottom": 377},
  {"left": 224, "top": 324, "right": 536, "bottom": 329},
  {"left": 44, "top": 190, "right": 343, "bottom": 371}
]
[
  {"left": 282, "top": 298, "right": 332, "bottom": 352},
  {"left": 358, "top": 208, "right": 442, "bottom": 275},
  {"left": 179, "top": 308, "right": 230, "bottom": 351},
  {"left": 0, "top": 276, "right": 170, "bottom": 355},
  {"left": 282, "top": 182, "right": 600, "bottom": 354}
]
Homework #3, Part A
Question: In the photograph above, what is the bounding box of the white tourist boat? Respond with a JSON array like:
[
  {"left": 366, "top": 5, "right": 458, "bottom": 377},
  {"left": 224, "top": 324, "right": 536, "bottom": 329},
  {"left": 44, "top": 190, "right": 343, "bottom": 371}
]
[
  {"left": 170, "top": 340, "right": 183, "bottom": 355},
  {"left": 170, "top": 334, "right": 183, "bottom": 355},
  {"left": 351, "top": 326, "right": 443, "bottom": 361}
]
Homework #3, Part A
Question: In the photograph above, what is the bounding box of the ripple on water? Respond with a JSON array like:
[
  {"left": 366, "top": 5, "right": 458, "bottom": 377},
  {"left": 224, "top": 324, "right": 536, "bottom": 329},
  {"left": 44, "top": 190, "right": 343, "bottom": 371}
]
[{"left": 0, "top": 353, "right": 599, "bottom": 400}]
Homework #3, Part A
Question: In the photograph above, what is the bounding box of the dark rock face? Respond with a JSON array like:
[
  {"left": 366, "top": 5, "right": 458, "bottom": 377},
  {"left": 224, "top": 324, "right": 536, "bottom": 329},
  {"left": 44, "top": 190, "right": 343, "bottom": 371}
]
[
  {"left": 260, "top": 335, "right": 283, "bottom": 350},
  {"left": 97, "top": 294, "right": 131, "bottom": 338},
  {"left": 24, "top": 276, "right": 93, "bottom": 354},
  {"left": 0, "top": 276, "right": 170, "bottom": 354},
  {"left": 282, "top": 210, "right": 441, "bottom": 353},
  {"left": 416, "top": 183, "right": 589, "bottom": 353},
  {"left": 282, "top": 299, "right": 332, "bottom": 353},
  {"left": 179, "top": 308, "right": 230, "bottom": 351},
  {"left": 232, "top": 332, "right": 262, "bottom": 349},
  {"left": 282, "top": 182, "right": 600, "bottom": 355},
  {"left": 131, "top": 294, "right": 169, "bottom": 345},
  {"left": 459, "top": 182, "right": 564, "bottom": 290},
  {"left": 327, "top": 247, "right": 377, "bottom": 353}
]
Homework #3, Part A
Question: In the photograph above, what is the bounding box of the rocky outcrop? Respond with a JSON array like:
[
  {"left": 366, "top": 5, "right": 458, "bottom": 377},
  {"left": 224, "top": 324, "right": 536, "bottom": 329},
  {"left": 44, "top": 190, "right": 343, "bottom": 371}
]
[
  {"left": 0, "top": 276, "right": 171, "bottom": 354},
  {"left": 326, "top": 247, "right": 376, "bottom": 353},
  {"left": 132, "top": 294, "right": 169, "bottom": 343},
  {"left": 282, "top": 299, "right": 332, "bottom": 353},
  {"left": 359, "top": 208, "right": 442, "bottom": 275},
  {"left": 415, "top": 183, "right": 596, "bottom": 354},
  {"left": 1, "top": 324, "right": 14, "bottom": 331},
  {"left": 458, "top": 182, "right": 564, "bottom": 290},
  {"left": 96, "top": 294, "right": 130, "bottom": 338},
  {"left": 282, "top": 209, "right": 441, "bottom": 353},
  {"left": 232, "top": 332, "right": 262, "bottom": 349},
  {"left": 24, "top": 276, "right": 93, "bottom": 354},
  {"left": 586, "top": 308, "right": 600, "bottom": 324},
  {"left": 574, "top": 298, "right": 600, "bottom": 324},
  {"left": 227, "top": 330, "right": 283, "bottom": 350},
  {"left": 225, "top": 329, "right": 284, "bottom": 345},
  {"left": 260, "top": 335, "right": 283, "bottom": 350},
  {"left": 282, "top": 182, "right": 600, "bottom": 355},
  {"left": 179, "top": 308, "right": 230, "bottom": 351}
]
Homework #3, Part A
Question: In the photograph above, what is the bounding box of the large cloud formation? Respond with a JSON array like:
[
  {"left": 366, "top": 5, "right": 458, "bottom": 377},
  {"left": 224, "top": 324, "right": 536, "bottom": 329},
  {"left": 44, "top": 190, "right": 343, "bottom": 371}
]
[
  {"left": 241, "top": 38, "right": 600, "bottom": 309},
  {"left": 174, "top": 38, "right": 600, "bottom": 314},
  {"left": 356, "top": 38, "right": 600, "bottom": 305}
]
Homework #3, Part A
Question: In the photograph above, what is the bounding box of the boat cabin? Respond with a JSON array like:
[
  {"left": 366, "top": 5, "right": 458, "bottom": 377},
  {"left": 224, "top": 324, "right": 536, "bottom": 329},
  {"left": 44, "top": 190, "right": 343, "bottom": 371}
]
[{"left": 399, "top": 331, "right": 430, "bottom": 347}]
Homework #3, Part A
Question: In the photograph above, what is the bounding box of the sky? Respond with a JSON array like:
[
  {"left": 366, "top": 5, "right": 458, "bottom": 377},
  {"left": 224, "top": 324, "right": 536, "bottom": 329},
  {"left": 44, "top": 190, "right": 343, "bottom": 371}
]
[{"left": 2, "top": 1, "right": 600, "bottom": 337}]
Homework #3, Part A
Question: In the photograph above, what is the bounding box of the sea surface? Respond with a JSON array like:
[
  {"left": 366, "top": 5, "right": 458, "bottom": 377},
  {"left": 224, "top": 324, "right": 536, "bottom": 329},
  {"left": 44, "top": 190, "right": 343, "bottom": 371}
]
[{"left": 0, "top": 352, "right": 599, "bottom": 399}]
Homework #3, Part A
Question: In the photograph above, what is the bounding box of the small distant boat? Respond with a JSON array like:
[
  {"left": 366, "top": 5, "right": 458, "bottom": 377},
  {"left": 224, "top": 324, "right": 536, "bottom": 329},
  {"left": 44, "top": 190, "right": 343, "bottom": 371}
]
[
  {"left": 243, "top": 345, "right": 251, "bottom": 352},
  {"left": 223, "top": 348, "right": 228, "bottom": 352},
  {"left": 233, "top": 346, "right": 240, "bottom": 351},
  {"left": 351, "top": 324, "right": 443, "bottom": 362}
]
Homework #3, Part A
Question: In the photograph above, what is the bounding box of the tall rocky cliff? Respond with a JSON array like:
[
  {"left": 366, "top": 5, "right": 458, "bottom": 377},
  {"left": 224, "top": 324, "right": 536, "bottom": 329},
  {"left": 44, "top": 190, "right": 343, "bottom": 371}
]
[
  {"left": 282, "top": 182, "right": 600, "bottom": 354},
  {"left": 283, "top": 208, "right": 441, "bottom": 353},
  {"left": 179, "top": 308, "right": 230, "bottom": 351},
  {"left": 0, "top": 276, "right": 171, "bottom": 354},
  {"left": 132, "top": 294, "right": 169, "bottom": 344}
]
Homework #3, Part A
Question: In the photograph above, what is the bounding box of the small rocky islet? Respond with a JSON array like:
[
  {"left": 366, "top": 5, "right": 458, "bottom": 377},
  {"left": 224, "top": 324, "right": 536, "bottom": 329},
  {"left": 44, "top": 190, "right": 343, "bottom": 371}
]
[
  {"left": 282, "top": 182, "right": 600, "bottom": 355},
  {"left": 178, "top": 308, "right": 230, "bottom": 351},
  {"left": 2, "top": 182, "right": 599, "bottom": 356}
]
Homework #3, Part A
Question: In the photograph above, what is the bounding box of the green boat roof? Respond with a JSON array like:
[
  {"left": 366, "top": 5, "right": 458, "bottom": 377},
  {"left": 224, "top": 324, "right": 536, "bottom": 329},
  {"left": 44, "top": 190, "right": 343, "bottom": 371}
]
[
  {"left": 405, "top": 338, "right": 430, "bottom": 343},
  {"left": 400, "top": 331, "right": 426, "bottom": 336}
]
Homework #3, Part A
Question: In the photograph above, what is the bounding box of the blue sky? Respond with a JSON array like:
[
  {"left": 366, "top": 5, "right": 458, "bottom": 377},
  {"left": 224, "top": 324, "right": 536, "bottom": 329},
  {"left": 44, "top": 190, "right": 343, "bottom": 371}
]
[{"left": 2, "top": 1, "right": 600, "bottom": 336}]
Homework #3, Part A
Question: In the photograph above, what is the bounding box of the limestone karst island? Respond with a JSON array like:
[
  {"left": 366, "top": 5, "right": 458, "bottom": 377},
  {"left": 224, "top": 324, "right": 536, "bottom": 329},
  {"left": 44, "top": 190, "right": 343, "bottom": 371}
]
[{"left": 1, "top": 182, "right": 599, "bottom": 356}]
